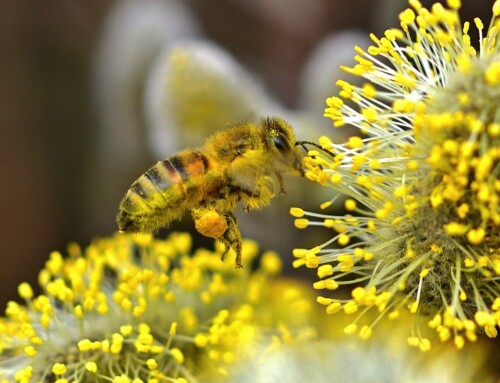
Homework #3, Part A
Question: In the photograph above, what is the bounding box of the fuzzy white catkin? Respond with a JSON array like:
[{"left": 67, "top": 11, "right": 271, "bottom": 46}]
[
  {"left": 93, "top": 0, "right": 200, "bottom": 162},
  {"left": 144, "top": 39, "right": 282, "bottom": 157},
  {"left": 225, "top": 340, "right": 489, "bottom": 383}
]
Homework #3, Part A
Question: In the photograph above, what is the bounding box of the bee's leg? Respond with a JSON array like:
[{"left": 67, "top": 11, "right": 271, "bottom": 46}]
[
  {"left": 220, "top": 212, "right": 243, "bottom": 268},
  {"left": 275, "top": 172, "right": 286, "bottom": 194},
  {"left": 242, "top": 176, "right": 275, "bottom": 212}
]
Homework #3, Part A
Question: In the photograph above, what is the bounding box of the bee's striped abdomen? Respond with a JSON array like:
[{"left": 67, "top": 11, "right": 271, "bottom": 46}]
[{"left": 117, "top": 150, "right": 210, "bottom": 232}]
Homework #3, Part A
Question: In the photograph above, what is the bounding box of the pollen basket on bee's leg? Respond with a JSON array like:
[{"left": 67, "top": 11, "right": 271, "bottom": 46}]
[{"left": 193, "top": 209, "right": 228, "bottom": 239}]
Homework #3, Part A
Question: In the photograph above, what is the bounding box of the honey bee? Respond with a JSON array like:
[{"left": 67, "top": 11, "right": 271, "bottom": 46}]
[{"left": 117, "top": 116, "right": 304, "bottom": 268}]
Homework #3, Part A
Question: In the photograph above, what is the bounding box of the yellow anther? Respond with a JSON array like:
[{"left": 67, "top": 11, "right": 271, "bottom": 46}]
[
  {"left": 343, "top": 323, "right": 358, "bottom": 334},
  {"left": 289, "top": 207, "right": 305, "bottom": 217},
  {"left": 467, "top": 227, "right": 485, "bottom": 244},
  {"left": 294, "top": 218, "right": 309, "bottom": 229},
  {"left": 316, "top": 296, "right": 333, "bottom": 306},
  {"left": 347, "top": 136, "right": 363, "bottom": 149},
  {"left": 326, "top": 301, "right": 341, "bottom": 314},
  {"left": 317, "top": 264, "right": 334, "bottom": 278},
  {"left": 359, "top": 325, "right": 373, "bottom": 340},
  {"left": 343, "top": 301, "right": 358, "bottom": 314},
  {"left": 399, "top": 8, "right": 416, "bottom": 25},
  {"left": 52, "top": 363, "right": 67, "bottom": 376},
  {"left": 320, "top": 201, "right": 332, "bottom": 210}
]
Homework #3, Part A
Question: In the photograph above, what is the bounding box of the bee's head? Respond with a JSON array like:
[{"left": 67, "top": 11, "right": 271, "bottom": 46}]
[{"left": 262, "top": 117, "right": 304, "bottom": 176}]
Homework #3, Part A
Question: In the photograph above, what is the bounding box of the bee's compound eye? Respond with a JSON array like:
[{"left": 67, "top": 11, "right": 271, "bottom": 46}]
[{"left": 273, "top": 136, "right": 286, "bottom": 151}]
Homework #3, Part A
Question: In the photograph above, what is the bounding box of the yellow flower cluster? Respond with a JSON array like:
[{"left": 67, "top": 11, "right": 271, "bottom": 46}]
[
  {"left": 292, "top": 0, "right": 499, "bottom": 350},
  {"left": 0, "top": 233, "right": 316, "bottom": 382}
]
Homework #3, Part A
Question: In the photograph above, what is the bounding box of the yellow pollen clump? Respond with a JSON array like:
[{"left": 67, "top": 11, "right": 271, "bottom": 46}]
[
  {"left": 474, "top": 311, "right": 496, "bottom": 327},
  {"left": 146, "top": 358, "right": 158, "bottom": 370},
  {"left": 326, "top": 96, "right": 343, "bottom": 108},
  {"left": 347, "top": 136, "right": 363, "bottom": 149},
  {"left": 305, "top": 253, "right": 320, "bottom": 268},
  {"left": 24, "top": 346, "right": 37, "bottom": 357},
  {"left": 431, "top": 244, "right": 442, "bottom": 253},
  {"left": 338, "top": 234, "right": 350, "bottom": 246},
  {"left": 359, "top": 325, "right": 373, "bottom": 340},
  {"left": 388, "top": 310, "right": 400, "bottom": 320},
  {"left": 317, "top": 264, "right": 334, "bottom": 278},
  {"left": 393, "top": 185, "right": 410, "bottom": 199},
  {"left": 485, "top": 61, "right": 500, "bottom": 85},
  {"left": 326, "top": 301, "right": 342, "bottom": 314},
  {"left": 317, "top": 296, "right": 333, "bottom": 306},
  {"left": 467, "top": 227, "right": 485, "bottom": 244},
  {"left": 406, "top": 160, "right": 419, "bottom": 170},
  {"left": 343, "top": 323, "right": 358, "bottom": 334},
  {"left": 447, "top": 0, "right": 460, "bottom": 10},
  {"left": 325, "top": 279, "right": 339, "bottom": 290},
  {"left": 294, "top": 219, "right": 309, "bottom": 229},
  {"left": 410, "top": 301, "right": 419, "bottom": 313},
  {"left": 399, "top": 8, "right": 416, "bottom": 25},
  {"left": 394, "top": 72, "right": 416, "bottom": 89},
  {"left": 330, "top": 173, "right": 343, "bottom": 184},
  {"left": 343, "top": 301, "right": 358, "bottom": 314},
  {"left": 454, "top": 335, "right": 465, "bottom": 349},
  {"left": 488, "top": 122, "right": 500, "bottom": 137},
  {"left": 320, "top": 201, "right": 332, "bottom": 210},
  {"left": 85, "top": 362, "right": 97, "bottom": 373},
  {"left": 52, "top": 363, "right": 67, "bottom": 376},
  {"left": 260, "top": 251, "right": 283, "bottom": 275},
  {"left": 362, "top": 107, "right": 378, "bottom": 123},
  {"left": 319, "top": 135, "right": 334, "bottom": 148},
  {"left": 463, "top": 258, "right": 475, "bottom": 268},
  {"left": 393, "top": 99, "right": 415, "bottom": 113},
  {"left": 362, "top": 83, "right": 377, "bottom": 98},
  {"left": 18, "top": 283, "right": 34, "bottom": 300},
  {"left": 289, "top": 207, "right": 305, "bottom": 217},
  {"left": 344, "top": 199, "right": 357, "bottom": 211},
  {"left": 444, "top": 222, "right": 468, "bottom": 235},
  {"left": 419, "top": 269, "right": 429, "bottom": 278},
  {"left": 457, "top": 91, "right": 469, "bottom": 105},
  {"left": 292, "top": 248, "right": 307, "bottom": 258},
  {"left": 194, "top": 210, "right": 227, "bottom": 239}
]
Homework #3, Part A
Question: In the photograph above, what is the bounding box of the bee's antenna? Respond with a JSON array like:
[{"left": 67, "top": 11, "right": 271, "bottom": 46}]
[{"left": 296, "top": 140, "right": 335, "bottom": 158}]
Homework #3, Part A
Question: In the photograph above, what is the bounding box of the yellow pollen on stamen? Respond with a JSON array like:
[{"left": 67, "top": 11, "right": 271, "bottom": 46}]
[
  {"left": 347, "top": 136, "right": 363, "bottom": 149},
  {"left": 320, "top": 201, "right": 332, "bottom": 210},
  {"left": 294, "top": 219, "right": 309, "bottom": 229},
  {"left": 467, "top": 227, "right": 485, "bottom": 244},
  {"left": 290, "top": 207, "right": 305, "bottom": 217}
]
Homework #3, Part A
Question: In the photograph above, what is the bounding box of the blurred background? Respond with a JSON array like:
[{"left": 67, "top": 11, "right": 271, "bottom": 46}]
[{"left": 0, "top": 0, "right": 491, "bottom": 307}]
